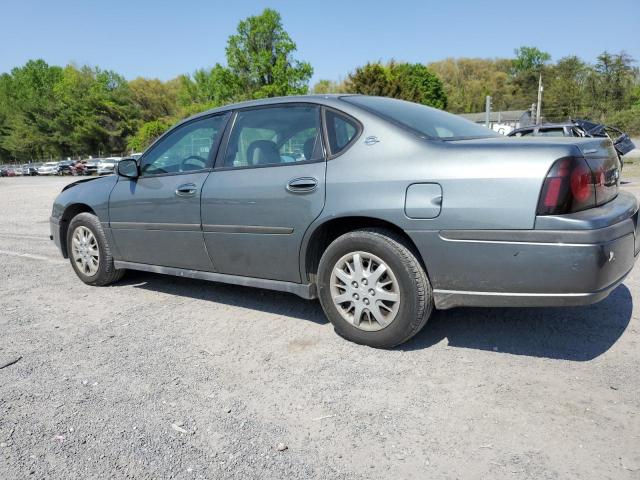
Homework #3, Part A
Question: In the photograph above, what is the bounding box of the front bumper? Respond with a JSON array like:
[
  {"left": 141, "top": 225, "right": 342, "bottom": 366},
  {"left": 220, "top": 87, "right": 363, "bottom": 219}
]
[
  {"left": 408, "top": 191, "right": 639, "bottom": 309},
  {"left": 50, "top": 216, "right": 65, "bottom": 257}
]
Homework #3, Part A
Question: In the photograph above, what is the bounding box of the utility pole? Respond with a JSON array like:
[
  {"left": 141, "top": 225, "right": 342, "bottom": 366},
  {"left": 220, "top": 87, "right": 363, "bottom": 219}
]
[
  {"left": 485, "top": 95, "right": 492, "bottom": 128},
  {"left": 536, "top": 74, "right": 543, "bottom": 125}
]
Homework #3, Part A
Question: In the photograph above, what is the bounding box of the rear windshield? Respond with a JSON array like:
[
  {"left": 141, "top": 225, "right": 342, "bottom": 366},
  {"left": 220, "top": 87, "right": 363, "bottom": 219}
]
[{"left": 342, "top": 96, "right": 498, "bottom": 140}]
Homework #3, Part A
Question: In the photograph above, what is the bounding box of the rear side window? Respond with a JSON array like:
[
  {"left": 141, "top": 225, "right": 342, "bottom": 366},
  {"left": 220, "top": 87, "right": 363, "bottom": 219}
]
[
  {"left": 325, "top": 110, "right": 359, "bottom": 156},
  {"left": 223, "top": 105, "right": 322, "bottom": 168}
]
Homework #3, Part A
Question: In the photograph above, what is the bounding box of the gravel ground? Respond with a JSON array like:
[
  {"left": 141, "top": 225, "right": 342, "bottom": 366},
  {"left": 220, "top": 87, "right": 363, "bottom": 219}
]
[{"left": 1, "top": 176, "right": 639, "bottom": 479}]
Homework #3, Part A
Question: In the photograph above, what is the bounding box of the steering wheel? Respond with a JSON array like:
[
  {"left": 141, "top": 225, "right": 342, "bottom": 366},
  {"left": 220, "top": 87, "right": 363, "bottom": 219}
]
[{"left": 180, "top": 155, "right": 207, "bottom": 171}]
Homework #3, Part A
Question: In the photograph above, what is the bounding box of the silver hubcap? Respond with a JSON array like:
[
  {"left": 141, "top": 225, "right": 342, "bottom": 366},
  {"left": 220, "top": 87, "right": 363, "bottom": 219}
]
[
  {"left": 330, "top": 251, "right": 400, "bottom": 331},
  {"left": 71, "top": 226, "right": 100, "bottom": 276}
]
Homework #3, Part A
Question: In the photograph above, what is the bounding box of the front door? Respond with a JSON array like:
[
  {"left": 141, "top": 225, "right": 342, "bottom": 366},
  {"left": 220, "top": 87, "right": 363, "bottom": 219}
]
[
  {"left": 109, "top": 113, "right": 228, "bottom": 270},
  {"left": 201, "top": 104, "right": 326, "bottom": 282}
]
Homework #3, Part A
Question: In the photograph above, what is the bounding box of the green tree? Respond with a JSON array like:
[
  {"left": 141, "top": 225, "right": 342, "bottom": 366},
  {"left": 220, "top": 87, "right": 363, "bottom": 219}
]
[
  {"left": 225, "top": 8, "right": 313, "bottom": 98},
  {"left": 606, "top": 105, "right": 640, "bottom": 134},
  {"left": 387, "top": 62, "right": 447, "bottom": 109},
  {"left": 346, "top": 62, "right": 447, "bottom": 108},
  {"left": 513, "top": 46, "right": 551, "bottom": 74},
  {"left": 428, "top": 58, "right": 518, "bottom": 113},
  {"left": 127, "top": 118, "right": 172, "bottom": 152},
  {"left": 345, "top": 62, "right": 389, "bottom": 96},
  {"left": 1, "top": 60, "right": 63, "bottom": 160},
  {"left": 129, "top": 77, "right": 178, "bottom": 121},
  {"left": 511, "top": 46, "right": 551, "bottom": 109},
  {"left": 586, "top": 51, "right": 637, "bottom": 120},
  {"left": 543, "top": 56, "right": 589, "bottom": 121},
  {"left": 312, "top": 79, "right": 345, "bottom": 94},
  {"left": 55, "top": 65, "right": 138, "bottom": 156}
]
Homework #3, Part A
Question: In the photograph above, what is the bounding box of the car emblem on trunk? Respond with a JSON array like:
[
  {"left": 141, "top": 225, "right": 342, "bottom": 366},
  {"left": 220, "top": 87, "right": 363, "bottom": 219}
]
[{"left": 364, "top": 136, "right": 380, "bottom": 145}]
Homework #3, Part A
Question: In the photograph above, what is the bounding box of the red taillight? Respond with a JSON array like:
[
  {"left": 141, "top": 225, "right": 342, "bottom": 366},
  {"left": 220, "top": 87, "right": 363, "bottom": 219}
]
[
  {"left": 570, "top": 162, "right": 592, "bottom": 202},
  {"left": 537, "top": 157, "right": 596, "bottom": 215},
  {"left": 542, "top": 177, "right": 563, "bottom": 208}
]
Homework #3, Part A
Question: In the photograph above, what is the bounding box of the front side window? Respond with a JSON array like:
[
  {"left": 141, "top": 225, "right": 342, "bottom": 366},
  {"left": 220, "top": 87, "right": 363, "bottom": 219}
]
[
  {"left": 140, "top": 115, "right": 227, "bottom": 176},
  {"left": 224, "top": 105, "right": 322, "bottom": 168},
  {"left": 325, "top": 110, "right": 359, "bottom": 155}
]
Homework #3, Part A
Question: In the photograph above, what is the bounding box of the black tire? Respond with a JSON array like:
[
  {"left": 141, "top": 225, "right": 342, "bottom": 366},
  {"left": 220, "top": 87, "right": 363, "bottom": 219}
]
[
  {"left": 317, "top": 228, "right": 433, "bottom": 348},
  {"left": 67, "top": 212, "right": 125, "bottom": 286}
]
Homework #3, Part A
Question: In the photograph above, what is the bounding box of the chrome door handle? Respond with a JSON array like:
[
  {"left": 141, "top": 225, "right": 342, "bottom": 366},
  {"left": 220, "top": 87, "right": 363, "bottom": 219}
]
[
  {"left": 175, "top": 183, "right": 198, "bottom": 197},
  {"left": 286, "top": 177, "right": 318, "bottom": 193}
]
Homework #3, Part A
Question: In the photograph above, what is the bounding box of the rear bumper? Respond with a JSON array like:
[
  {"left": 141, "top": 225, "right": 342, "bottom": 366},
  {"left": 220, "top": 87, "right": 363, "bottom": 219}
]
[
  {"left": 408, "top": 191, "right": 639, "bottom": 309},
  {"left": 432, "top": 272, "right": 631, "bottom": 309}
]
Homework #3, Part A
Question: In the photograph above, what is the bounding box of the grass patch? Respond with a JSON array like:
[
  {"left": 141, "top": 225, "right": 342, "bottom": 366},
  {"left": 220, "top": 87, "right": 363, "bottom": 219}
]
[{"left": 622, "top": 158, "right": 640, "bottom": 179}]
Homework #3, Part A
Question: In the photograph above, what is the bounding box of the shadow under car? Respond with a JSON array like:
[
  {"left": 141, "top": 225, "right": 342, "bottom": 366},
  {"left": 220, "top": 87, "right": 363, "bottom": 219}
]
[{"left": 116, "top": 271, "right": 632, "bottom": 360}]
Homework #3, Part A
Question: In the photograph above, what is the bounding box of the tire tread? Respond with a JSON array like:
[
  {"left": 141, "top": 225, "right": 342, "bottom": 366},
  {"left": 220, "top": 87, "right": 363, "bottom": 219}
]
[
  {"left": 68, "top": 212, "right": 124, "bottom": 286},
  {"left": 317, "top": 227, "right": 433, "bottom": 348}
]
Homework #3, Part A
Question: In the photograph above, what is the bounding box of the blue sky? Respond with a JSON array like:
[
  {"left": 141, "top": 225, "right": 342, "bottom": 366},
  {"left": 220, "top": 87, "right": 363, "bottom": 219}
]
[{"left": 2, "top": 0, "right": 638, "bottom": 84}]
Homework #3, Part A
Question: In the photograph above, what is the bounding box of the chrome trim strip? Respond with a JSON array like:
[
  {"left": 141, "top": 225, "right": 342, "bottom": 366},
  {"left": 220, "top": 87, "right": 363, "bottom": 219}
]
[
  {"left": 435, "top": 289, "right": 597, "bottom": 298},
  {"left": 439, "top": 221, "right": 634, "bottom": 245},
  {"left": 202, "top": 224, "right": 293, "bottom": 234},
  {"left": 110, "top": 222, "right": 201, "bottom": 232},
  {"left": 439, "top": 237, "right": 594, "bottom": 247},
  {"left": 113, "top": 261, "right": 316, "bottom": 299}
]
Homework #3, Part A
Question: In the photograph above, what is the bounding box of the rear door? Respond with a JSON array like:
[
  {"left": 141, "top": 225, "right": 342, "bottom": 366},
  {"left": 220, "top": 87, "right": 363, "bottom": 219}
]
[
  {"left": 201, "top": 104, "right": 326, "bottom": 282},
  {"left": 109, "top": 113, "right": 229, "bottom": 270}
]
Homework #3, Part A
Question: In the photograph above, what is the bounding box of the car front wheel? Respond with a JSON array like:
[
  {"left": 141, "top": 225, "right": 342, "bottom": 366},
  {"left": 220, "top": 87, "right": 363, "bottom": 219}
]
[
  {"left": 67, "top": 212, "right": 124, "bottom": 286},
  {"left": 317, "top": 228, "right": 433, "bottom": 348}
]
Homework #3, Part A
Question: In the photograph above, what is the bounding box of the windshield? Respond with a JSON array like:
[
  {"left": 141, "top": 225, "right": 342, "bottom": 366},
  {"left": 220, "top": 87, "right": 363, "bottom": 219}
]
[{"left": 342, "top": 96, "right": 498, "bottom": 140}]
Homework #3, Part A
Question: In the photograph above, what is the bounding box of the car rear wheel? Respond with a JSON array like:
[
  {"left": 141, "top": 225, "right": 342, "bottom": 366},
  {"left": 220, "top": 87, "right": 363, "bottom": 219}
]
[
  {"left": 317, "top": 228, "right": 433, "bottom": 348},
  {"left": 67, "top": 212, "right": 124, "bottom": 286}
]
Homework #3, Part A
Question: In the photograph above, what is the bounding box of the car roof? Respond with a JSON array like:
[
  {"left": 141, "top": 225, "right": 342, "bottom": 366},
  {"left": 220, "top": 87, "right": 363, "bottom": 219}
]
[{"left": 181, "top": 94, "right": 356, "bottom": 124}]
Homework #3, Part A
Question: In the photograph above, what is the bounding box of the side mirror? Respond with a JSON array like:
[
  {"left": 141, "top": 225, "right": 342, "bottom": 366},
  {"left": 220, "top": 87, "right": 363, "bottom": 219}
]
[{"left": 117, "top": 159, "right": 139, "bottom": 179}]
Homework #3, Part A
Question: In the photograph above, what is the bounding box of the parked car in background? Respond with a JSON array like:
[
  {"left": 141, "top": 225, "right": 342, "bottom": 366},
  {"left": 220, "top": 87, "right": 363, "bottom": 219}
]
[
  {"left": 508, "top": 123, "right": 580, "bottom": 138},
  {"left": 22, "top": 164, "right": 40, "bottom": 176},
  {"left": 0, "top": 167, "right": 10, "bottom": 177},
  {"left": 56, "top": 160, "right": 75, "bottom": 176},
  {"left": 84, "top": 159, "right": 102, "bottom": 176},
  {"left": 97, "top": 157, "right": 122, "bottom": 175},
  {"left": 508, "top": 120, "right": 635, "bottom": 166},
  {"left": 50, "top": 95, "right": 637, "bottom": 348},
  {"left": 38, "top": 162, "right": 60, "bottom": 175},
  {"left": 13, "top": 167, "right": 23, "bottom": 176}
]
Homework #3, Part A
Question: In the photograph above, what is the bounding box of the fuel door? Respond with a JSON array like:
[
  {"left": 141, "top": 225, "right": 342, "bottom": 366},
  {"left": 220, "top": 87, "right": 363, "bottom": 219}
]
[{"left": 405, "top": 183, "right": 442, "bottom": 219}]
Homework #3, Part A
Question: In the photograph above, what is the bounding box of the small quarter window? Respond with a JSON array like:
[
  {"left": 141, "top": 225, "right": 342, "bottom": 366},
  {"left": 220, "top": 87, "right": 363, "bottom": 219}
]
[{"left": 325, "top": 110, "right": 359, "bottom": 155}]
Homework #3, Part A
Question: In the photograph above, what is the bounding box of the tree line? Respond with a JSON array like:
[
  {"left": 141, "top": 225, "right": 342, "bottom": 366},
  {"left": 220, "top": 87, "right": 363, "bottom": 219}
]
[
  {"left": 0, "top": 8, "right": 638, "bottom": 163},
  {"left": 317, "top": 47, "right": 639, "bottom": 132}
]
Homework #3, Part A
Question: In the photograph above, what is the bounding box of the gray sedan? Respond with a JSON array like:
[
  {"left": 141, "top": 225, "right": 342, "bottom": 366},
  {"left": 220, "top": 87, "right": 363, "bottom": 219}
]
[{"left": 50, "top": 95, "right": 638, "bottom": 348}]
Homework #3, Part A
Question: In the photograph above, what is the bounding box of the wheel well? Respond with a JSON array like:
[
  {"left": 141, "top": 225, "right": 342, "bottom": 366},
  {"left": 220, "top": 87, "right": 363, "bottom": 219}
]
[
  {"left": 59, "top": 204, "right": 96, "bottom": 258},
  {"left": 303, "top": 217, "right": 426, "bottom": 283}
]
